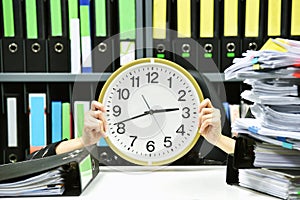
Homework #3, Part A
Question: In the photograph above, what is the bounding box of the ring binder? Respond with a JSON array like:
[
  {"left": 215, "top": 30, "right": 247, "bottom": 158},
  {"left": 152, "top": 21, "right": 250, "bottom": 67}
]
[
  {"left": 0, "top": 147, "right": 99, "bottom": 196},
  {"left": 25, "top": 0, "right": 48, "bottom": 72},
  {"left": 48, "top": 0, "right": 70, "bottom": 72},
  {"left": 1, "top": 0, "right": 25, "bottom": 72}
]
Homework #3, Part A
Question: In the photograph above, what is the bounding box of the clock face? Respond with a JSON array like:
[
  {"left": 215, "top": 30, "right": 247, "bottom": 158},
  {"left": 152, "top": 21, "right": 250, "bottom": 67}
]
[{"left": 98, "top": 58, "right": 204, "bottom": 165}]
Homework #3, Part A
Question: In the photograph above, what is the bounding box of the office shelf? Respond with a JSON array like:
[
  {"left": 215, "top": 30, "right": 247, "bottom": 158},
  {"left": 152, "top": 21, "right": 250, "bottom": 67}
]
[
  {"left": 0, "top": 73, "right": 242, "bottom": 83},
  {"left": 0, "top": 73, "right": 112, "bottom": 82}
]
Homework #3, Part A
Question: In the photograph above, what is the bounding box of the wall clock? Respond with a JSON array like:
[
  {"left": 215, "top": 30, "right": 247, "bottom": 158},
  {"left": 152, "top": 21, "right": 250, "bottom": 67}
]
[{"left": 98, "top": 58, "right": 204, "bottom": 165}]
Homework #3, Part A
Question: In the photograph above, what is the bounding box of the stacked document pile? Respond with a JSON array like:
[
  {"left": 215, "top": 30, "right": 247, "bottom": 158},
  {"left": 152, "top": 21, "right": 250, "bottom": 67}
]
[
  {"left": 225, "top": 38, "right": 300, "bottom": 199},
  {"left": 239, "top": 168, "right": 300, "bottom": 200},
  {"left": 0, "top": 168, "right": 64, "bottom": 197},
  {"left": 225, "top": 38, "right": 300, "bottom": 80}
]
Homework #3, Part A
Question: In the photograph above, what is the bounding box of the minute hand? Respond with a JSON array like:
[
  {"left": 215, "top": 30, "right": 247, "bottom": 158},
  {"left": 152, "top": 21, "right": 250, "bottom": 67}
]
[
  {"left": 145, "top": 108, "right": 180, "bottom": 114},
  {"left": 114, "top": 112, "right": 149, "bottom": 125}
]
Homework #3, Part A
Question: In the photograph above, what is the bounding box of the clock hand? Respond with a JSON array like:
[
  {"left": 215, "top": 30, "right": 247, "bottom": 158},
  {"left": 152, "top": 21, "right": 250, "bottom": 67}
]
[
  {"left": 149, "top": 108, "right": 180, "bottom": 114},
  {"left": 114, "top": 112, "right": 150, "bottom": 125},
  {"left": 141, "top": 95, "right": 166, "bottom": 137},
  {"left": 141, "top": 95, "right": 151, "bottom": 110}
]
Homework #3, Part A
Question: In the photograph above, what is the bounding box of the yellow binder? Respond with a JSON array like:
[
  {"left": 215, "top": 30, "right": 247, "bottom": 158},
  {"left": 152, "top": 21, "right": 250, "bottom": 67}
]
[
  {"left": 198, "top": 0, "right": 220, "bottom": 71},
  {"left": 267, "top": 0, "right": 282, "bottom": 36},
  {"left": 221, "top": 0, "right": 241, "bottom": 72},
  {"left": 173, "top": 0, "right": 197, "bottom": 66},
  {"left": 291, "top": 0, "right": 300, "bottom": 37},
  {"left": 242, "top": 0, "right": 264, "bottom": 51},
  {"left": 152, "top": 0, "right": 171, "bottom": 59}
]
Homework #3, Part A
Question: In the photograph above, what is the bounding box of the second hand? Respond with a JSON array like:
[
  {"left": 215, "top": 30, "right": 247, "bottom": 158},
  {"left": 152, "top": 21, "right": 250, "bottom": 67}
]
[{"left": 141, "top": 95, "right": 166, "bottom": 137}]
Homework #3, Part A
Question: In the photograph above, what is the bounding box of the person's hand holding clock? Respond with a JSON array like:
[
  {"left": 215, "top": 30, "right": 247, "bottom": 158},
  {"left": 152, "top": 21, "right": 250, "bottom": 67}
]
[{"left": 98, "top": 58, "right": 204, "bottom": 165}]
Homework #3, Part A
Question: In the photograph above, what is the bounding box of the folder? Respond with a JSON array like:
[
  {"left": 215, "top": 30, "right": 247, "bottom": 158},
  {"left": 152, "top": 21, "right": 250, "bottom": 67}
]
[
  {"left": 289, "top": 0, "right": 300, "bottom": 40},
  {"left": 91, "top": 0, "right": 114, "bottom": 72},
  {"left": 265, "top": 0, "right": 289, "bottom": 41},
  {"left": 74, "top": 101, "right": 90, "bottom": 138},
  {"left": 62, "top": 102, "right": 72, "bottom": 140},
  {"left": 152, "top": 0, "right": 172, "bottom": 60},
  {"left": 1, "top": 84, "right": 29, "bottom": 164},
  {"left": 135, "top": 0, "right": 144, "bottom": 59},
  {"left": 1, "top": 0, "right": 25, "bottom": 72},
  {"left": 0, "top": 36, "right": 2, "bottom": 72},
  {"left": 25, "top": 0, "right": 48, "bottom": 72},
  {"left": 68, "top": 0, "right": 81, "bottom": 74},
  {"left": 0, "top": 147, "right": 99, "bottom": 196},
  {"left": 118, "top": 0, "right": 136, "bottom": 66},
  {"left": 145, "top": 0, "right": 153, "bottom": 57},
  {"left": 220, "top": 0, "right": 242, "bottom": 72},
  {"left": 80, "top": 0, "right": 92, "bottom": 73},
  {"left": 48, "top": 0, "right": 70, "bottom": 72},
  {"left": 198, "top": 0, "right": 220, "bottom": 72},
  {"left": 242, "top": 0, "right": 265, "bottom": 52},
  {"left": 2, "top": 94, "right": 28, "bottom": 164},
  {"left": 0, "top": 1, "right": 2, "bottom": 71},
  {"left": 51, "top": 101, "right": 62, "bottom": 143},
  {"left": 29, "top": 93, "right": 47, "bottom": 154},
  {"left": 172, "top": 0, "right": 197, "bottom": 70}
]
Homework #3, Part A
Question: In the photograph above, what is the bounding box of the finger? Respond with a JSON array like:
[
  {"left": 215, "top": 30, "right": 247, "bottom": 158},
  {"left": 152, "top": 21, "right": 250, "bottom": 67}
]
[
  {"left": 200, "top": 113, "right": 213, "bottom": 124},
  {"left": 91, "top": 100, "right": 106, "bottom": 112},
  {"left": 198, "top": 108, "right": 214, "bottom": 126},
  {"left": 199, "top": 98, "right": 214, "bottom": 112},
  {"left": 199, "top": 108, "right": 214, "bottom": 116},
  {"left": 92, "top": 110, "right": 108, "bottom": 131},
  {"left": 200, "top": 119, "right": 213, "bottom": 133}
]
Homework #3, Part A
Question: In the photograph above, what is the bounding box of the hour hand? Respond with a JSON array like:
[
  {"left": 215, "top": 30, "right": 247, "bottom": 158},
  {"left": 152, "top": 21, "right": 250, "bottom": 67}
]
[
  {"left": 145, "top": 108, "right": 180, "bottom": 114},
  {"left": 114, "top": 112, "right": 149, "bottom": 125}
]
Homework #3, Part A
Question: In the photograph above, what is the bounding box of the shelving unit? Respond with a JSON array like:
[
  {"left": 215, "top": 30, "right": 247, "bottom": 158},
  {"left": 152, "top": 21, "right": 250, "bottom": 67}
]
[{"left": 0, "top": 73, "right": 242, "bottom": 83}]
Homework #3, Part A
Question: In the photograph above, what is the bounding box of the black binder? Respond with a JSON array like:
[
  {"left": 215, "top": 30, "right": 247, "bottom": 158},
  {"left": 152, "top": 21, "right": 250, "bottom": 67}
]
[
  {"left": 1, "top": 0, "right": 25, "bottom": 72},
  {"left": 0, "top": 84, "right": 29, "bottom": 165},
  {"left": 241, "top": 0, "right": 266, "bottom": 53},
  {"left": 47, "top": 0, "right": 70, "bottom": 72},
  {"left": 197, "top": 0, "right": 221, "bottom": 72},
  {"left": 152, "top": 0, "right": 173, "bottom": 60},
  {"left": 0, "top": 1, "right": 2, "bottom": 72},
  {"left": 91, "top": 0, "right": 115, "bottom": 72},
  {"left": 25, "top": 0, "right": 48, "bottom": 72},
  {"left": 0, "top": 147, "right": 99, "bottom": 196},
  {"left": 172, "top": 0, "right": 198, "bottom": 70},
  {"left": 220, "top": 0, "right": 242, "bottom": 72}
]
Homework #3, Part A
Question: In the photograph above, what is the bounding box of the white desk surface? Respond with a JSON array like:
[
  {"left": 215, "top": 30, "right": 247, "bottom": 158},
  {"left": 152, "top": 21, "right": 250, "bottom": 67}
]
[{"left": 3, "top": 166, "right": 278, "bottom": 200}]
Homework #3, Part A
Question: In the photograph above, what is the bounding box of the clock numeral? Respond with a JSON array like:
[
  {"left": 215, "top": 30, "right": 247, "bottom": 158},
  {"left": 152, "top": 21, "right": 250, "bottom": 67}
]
[
  {"left": 129, "top": 136, "right": 137, "bottom": 147},
  {"left": 117, "top": 88, "right": 130, "bottom": 100},
  {"left": 117, "top": 122, "right": 126, "bottom": 134},
  {"left": 146, "top": 72, "right": 159, "bottom": 83},
  {"left": 130, "top": 76, "right": 140, "bottom": 87},
  {"left": 176, "top": 124, "right": 185, "bottom": 136},
  {"left": 164, "top": 136, "right": 172, "bottom": 148},
  {"left": 146, "top": 141, "right": 155, "bottom": 152},
  {"left": 178, "top": 90, "right": 186, "bottom": 101},
  {"left": 167, "top": 77, "right": 172, "bottom": 88},
  {"left": 182, "top": 107, "right": 190, "bottom": 118},
  {"left": 113, "top": 105, "right": 122, "bottom": 117}
]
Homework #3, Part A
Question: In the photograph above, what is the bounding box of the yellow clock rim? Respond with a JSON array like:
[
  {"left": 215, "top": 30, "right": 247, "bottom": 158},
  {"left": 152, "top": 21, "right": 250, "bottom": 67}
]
[{"left": 98, "top": 58, "right": 204, "bottom": 166}]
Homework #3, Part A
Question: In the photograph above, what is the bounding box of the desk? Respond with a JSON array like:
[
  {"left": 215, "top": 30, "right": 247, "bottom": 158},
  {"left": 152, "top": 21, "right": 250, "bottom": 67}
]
[
  {"left": 83, "top": 166, "right": 277, "bottom": 200},
  {"left": 2, "top": 166, "right": 277, "bottom": 200}
]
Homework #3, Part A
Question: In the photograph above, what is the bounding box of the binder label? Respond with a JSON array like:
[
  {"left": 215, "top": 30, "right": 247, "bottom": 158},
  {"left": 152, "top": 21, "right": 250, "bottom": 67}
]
[
  {"left": 200, "top": 0, "right": 214, "bottom": 38},
  {"left": 2, "top": 0, "right": 15, "bottom": 37},
  {"left": 79, "top": 154, "right": 93, "bottom": 190}
]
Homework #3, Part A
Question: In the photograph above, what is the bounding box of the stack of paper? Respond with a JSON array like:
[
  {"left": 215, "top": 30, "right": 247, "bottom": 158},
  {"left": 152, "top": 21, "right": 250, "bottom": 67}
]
[
  {"left": 224, "top": 38, "right": 300, "bottom": 80},
  {"left": 254, "top": 143, "right": 300, "bottom": 168},
  {"left": 225, "top": 38, "right": 300, "bottom": 152},
  {"left": 225, "top": 38, "right": 300, "bottom": 199},
  {"left": 0, "top": 168, "right": 64, "bottom": 197},
  {"left": 239, "top": 168, "right": 300, "bottom": 199}
]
